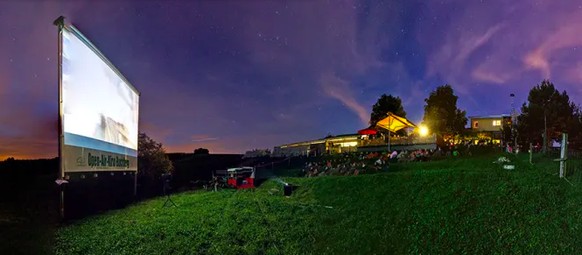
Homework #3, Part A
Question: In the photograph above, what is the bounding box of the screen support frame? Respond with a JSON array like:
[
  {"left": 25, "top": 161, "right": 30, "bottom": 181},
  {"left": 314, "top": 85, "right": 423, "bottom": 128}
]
[
  {"left": 54, "top": 15, "right": 66, "bottom": 220},
  {"left": 54, "top": 16, "right": 140, "bottom": 218}
]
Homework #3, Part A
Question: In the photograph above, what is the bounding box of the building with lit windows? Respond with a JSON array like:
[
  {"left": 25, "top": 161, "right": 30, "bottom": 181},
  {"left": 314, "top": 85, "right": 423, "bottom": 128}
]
[
  {"left": 467, "top": 114, "right": 512, "bottom": 144},
  {"left": 271, "top": 112, "right": 437, "bottom": 157},
  {"left": 272, "top": 134, "right": 360, "bottom": 157},
  {"left": 272, "top": 113, "right": 518, "bottom": 156}
]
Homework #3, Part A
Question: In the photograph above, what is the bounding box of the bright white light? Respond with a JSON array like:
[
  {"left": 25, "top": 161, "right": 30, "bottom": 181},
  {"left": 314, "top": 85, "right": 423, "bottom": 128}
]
[
  {"left": 339, "top": 141, "right": 358, "bottom": 147},
  {"left": 419, "top": 125, "right": 429, "bottom": 137}
]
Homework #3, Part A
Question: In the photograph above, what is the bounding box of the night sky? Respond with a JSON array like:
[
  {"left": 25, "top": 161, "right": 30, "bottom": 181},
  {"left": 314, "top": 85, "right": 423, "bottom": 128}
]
[{"left": 1, "top": 0, "right": 582, "bottom": 159}]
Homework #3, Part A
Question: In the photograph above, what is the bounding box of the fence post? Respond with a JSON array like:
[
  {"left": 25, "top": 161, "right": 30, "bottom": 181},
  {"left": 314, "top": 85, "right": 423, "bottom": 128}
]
[
  {"left": 559, "top": 133, "right": 568, "bottom": 178},
  {"left": 529, "top": 143, "right": 533, "bottom": 164}
]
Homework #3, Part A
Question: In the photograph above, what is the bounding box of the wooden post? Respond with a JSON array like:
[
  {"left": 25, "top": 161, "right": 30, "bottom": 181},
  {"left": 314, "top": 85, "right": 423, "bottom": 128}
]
[
  {"left": 60, "top": 184, "right": 65, "bottom": 219},
  {"left": 559, "top": 133, "right": 568, "bottom": 178}
]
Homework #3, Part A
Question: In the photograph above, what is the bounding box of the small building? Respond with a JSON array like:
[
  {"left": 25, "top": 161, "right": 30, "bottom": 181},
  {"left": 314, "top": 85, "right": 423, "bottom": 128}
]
[
  {"left": 468, "top": 114, "right": 512, "bottom": 144},
  {"left": 272, "top": 139, "right": 325, "bottom": 157},
  {"left": 470, "top": 114, "right": 511, "bottom": 131}
]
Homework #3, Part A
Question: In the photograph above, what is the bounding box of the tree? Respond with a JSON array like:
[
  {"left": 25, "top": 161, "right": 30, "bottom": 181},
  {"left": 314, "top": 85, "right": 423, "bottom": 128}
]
[
  {"left": 422, "top": 85, "right": 468, "bottom": 146},
  {"left": 370, "top": 94, "right": 407, "bottom": 136},
  {"left": 517, "top": 80, "right": 579, "bottom": 150},
  {"left": 572, "top": 109, "right": 582, "bottom": 149},
  {"left": 194, "top": 148, "right": 210, "bottom": 155},
  {"left": 370, "top": 94, "right": 406, "bottom": 125},
  {"left": 138, "top": 133, "right": 174, "bottom": 181},
  {"left": 501, "top": 122, "right": 513, "bottom": 145}
]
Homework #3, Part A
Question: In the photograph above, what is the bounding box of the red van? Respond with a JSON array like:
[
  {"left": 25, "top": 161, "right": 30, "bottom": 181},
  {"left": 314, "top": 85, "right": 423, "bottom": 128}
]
[{"left": 226, "top": 167, "right": 255, "bottom": 189}]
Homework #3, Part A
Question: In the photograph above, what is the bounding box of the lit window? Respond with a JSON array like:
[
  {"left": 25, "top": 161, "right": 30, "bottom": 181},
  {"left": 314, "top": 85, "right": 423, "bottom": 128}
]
[
  {"left": 492, "top": 120, "right": 501, "bottom": 126},
  {"left": 473, "top": 121, "right": 479, "bottom": 128}
]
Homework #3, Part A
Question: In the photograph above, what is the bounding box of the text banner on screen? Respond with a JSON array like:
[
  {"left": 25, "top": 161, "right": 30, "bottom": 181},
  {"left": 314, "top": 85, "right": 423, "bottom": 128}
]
[{"left": 62, "top": 145, "right": 137, "bottom": 172}]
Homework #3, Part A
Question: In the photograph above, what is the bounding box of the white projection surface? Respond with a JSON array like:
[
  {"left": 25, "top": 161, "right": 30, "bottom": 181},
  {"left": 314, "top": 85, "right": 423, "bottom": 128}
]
[
  {"left": 60, "top": 25, "right": 139, "bottom": 173},
  {"left": 62, "top": 27, "right": 139, "bottom": 153}
]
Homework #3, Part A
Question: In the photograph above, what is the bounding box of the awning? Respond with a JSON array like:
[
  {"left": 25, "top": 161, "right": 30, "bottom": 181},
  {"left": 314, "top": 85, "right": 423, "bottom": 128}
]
[
  {"left": 357, "top": 126, "right": 378, "bottom": 135},
  {"left": 375, "top": 112, "right": 417, "bottom": 133}
]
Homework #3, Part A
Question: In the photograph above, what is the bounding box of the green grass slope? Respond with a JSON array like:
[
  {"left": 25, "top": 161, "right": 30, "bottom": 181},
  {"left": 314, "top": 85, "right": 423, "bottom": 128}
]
[{"left": 56, "top": 154, "right": 582, "bottom": 254}]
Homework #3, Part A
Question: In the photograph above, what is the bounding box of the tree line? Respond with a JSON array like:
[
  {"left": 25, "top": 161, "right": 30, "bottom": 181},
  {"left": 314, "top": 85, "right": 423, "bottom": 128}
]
[{"left": 369, "top": 80, "right": 582, "bottom": 151}]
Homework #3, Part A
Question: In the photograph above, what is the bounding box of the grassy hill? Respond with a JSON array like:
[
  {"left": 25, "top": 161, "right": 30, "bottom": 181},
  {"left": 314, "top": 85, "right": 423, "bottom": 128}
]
[{"left": 55, "top": 154, "right": 582, "bottom": 254}]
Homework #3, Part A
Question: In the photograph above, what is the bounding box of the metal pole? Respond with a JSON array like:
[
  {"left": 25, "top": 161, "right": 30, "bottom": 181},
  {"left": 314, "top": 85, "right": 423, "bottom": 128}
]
[
  {"left": 543, "top": 112, "right": 547, "bottom": 154},
  {"left": 514, "top": 126, "right": 518, "bottom": 153},
  {"left": 54, "top": 15, "right": 65, "bottom": 220},
  {"left": 510, "top": 93, "right": 517, "bottom": 153},
  {"left": 388, "top": 129, "right": 391, "bottom": 152}
]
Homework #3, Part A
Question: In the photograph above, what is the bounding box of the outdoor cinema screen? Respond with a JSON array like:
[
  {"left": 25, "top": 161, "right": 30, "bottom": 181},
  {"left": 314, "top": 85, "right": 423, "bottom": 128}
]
[{"left": 61, "top": 25, "right": 139, "bottom": 172}]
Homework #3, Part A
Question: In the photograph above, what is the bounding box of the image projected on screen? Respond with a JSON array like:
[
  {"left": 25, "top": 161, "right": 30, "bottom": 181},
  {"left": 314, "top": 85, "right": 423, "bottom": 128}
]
[{"left": 62, "top": 27, "right": 139, "bottom": 153}]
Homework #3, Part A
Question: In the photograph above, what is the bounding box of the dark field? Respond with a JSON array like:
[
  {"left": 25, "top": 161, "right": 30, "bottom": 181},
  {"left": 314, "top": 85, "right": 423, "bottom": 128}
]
[{"left": 0, "top": 159, "right": 59, "bottom": 255}]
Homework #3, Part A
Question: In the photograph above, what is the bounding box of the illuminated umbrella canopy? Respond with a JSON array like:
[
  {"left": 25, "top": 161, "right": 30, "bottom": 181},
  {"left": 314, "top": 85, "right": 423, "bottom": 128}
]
[
  {"left": 374, "top": 112, "right": 417, "bottom": 150},
  {"left": 375, "top": 112, "right": 417, "bottom": 133},
  {"left": 357, "top": 126, "right": 378, "bottom": 135}
]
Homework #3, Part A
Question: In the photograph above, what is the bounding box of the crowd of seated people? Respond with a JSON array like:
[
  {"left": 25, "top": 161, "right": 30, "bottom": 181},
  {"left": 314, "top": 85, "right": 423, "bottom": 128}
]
[
  {"left": 303, "top": 149, "right": 438, "bottom": 177},
  {"left": 303, "top": 152, "right": 386, "bottom": 177},
  {"left": 394, "top": 149, "right": 434, "bottom": 162}
]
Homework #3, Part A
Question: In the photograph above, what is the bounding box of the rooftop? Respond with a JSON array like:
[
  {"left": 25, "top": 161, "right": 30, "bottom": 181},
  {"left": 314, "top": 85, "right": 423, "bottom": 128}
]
[{"left": 468, "top": 114, "right": 511, "bottom": 119}]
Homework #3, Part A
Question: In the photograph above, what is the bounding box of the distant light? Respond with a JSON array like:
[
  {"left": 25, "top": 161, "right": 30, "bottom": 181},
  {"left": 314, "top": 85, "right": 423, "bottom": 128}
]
[
  {"left": 339, "top": 141, "right": 358, "bottom": 147},
  {"left": 419, "top": 125, "right": 429, "bottom": 137}
]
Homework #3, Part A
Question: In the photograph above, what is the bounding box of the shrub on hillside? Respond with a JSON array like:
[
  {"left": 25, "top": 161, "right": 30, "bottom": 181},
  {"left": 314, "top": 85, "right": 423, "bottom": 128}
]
[{"left": 137, "top": 133, "right": 173, "bottom": 198}]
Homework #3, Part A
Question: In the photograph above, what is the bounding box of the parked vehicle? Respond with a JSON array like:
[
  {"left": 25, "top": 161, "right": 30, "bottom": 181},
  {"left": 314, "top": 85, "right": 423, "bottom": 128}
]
[{"left": 226, "top": 167, "right": 255, "bottom": 189}]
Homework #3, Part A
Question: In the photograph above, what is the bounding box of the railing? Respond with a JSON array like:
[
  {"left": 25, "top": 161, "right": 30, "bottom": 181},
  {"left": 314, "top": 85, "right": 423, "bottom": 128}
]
[
  {"left": 361, "top": 139, "right": 387, "bottom": 146},
  {"left": 359, "top": 135, "right": 437, "bottom": 147}
]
